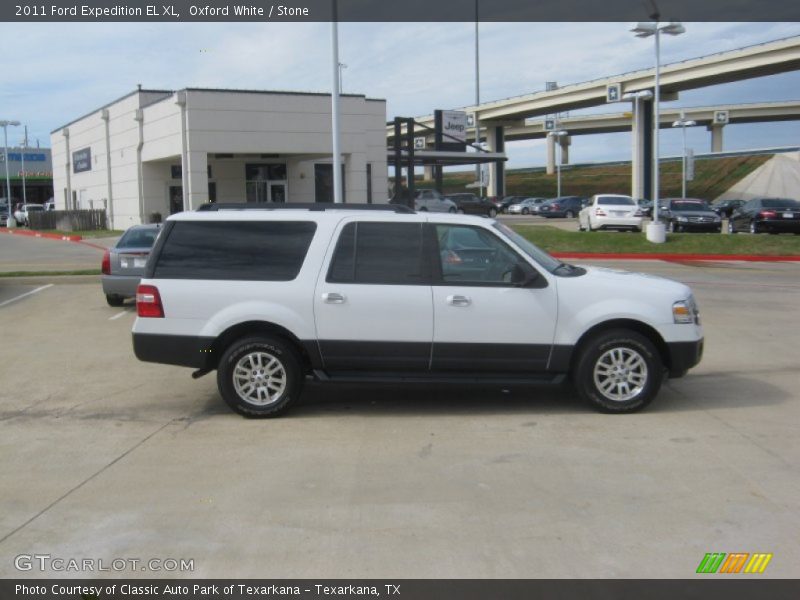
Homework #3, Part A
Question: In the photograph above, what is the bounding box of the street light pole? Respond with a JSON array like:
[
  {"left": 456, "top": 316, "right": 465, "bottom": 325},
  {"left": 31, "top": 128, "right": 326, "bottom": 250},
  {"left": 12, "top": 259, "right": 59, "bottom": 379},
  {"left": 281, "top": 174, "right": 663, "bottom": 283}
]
[
  {"left": 1, "top": 119, "right": 21, "bottom": 228},
  {"left": 672, "top": 111, "right": 696, "bottom": 198},
  {"left": 631, "top": 20, "right": 686, "bottom": 243},
  {"left": 21, "top": 126, "right": 28, "bottom": 205}
]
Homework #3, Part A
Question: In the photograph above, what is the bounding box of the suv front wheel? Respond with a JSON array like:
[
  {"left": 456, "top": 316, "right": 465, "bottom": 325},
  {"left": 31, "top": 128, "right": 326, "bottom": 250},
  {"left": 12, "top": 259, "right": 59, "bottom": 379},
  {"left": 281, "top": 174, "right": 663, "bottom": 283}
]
[
  {"left": 217, "top": 335, "right": 304, "bottom": 417},
  {"left": 573, "top": 329, "right": 663, "bottom": 413}
]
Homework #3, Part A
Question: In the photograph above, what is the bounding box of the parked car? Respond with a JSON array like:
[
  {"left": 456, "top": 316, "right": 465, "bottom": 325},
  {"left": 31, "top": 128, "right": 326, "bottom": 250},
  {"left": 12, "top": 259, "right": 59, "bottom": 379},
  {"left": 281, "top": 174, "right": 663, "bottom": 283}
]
[
  {"left": 101, "top": 224, "right": 162, "bottom": 306},
  {"left": 508, "top": 197, "right": 547, "bottom": 215},
  {"left": 413, "top": 189, "right": 457, "bottom": 213},
  {"left": 578, "top": 194, "right": 643, "bottom": 232},
  {"left": 445, "top": 193, "right": 498, "bottom": 217},
  {"left": 496, "top": 196, "right": 526, "bottom": 213},
  {"left": 538, "top": 196, "right": 587, "bottom": 218},
  {"left": 13, "top": 203, "right": 45, "bottom": 226},
  {"left": 132, "top": 202, "right": 703, "bottom": 417},
  {"left": 728, "top": 198, "right": 800, "bottom": 234},
  {"left": 0, "top": 205, "right": 8, "bottom": 227},
  {"left": 44, "top": 198, "right": 55, "bottom": 211},
  {"left": 659, "top": 199, "right": 721, "bottom": 233},
  {"left": 638, "top": 199, "right": 654, "bottom": 218},
  {"left": 712, "top": 199, "right": 745, "bottom": 219}
]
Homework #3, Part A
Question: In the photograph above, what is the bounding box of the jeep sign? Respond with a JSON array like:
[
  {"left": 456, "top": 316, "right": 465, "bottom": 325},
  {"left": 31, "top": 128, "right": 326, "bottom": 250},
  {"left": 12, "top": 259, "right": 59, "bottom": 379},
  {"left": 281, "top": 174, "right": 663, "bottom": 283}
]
[{"left": 434, "top": 109, "right": 467, "bottom": 151}]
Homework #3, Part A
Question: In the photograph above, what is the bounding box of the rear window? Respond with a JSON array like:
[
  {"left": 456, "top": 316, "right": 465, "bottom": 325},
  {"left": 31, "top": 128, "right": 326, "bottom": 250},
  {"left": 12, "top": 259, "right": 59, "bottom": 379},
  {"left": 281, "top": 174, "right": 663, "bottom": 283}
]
[
  {"left": 154, "top": 221, "right": 316, "bottom": 281},
  {"left": 26, "top": 205, "right": 44, "bottom": 212},
  {"left": 762, "top": 199, "right": 799, "bottom": 209},
  {"left": 117, "top": 228, "right": 160, "bottom": 249},
  {"left": 597, "top": 196, "right": 635, "bottom": 206},
  {"left": 328, "top": 222, "right": 426, "bottom": 285}
]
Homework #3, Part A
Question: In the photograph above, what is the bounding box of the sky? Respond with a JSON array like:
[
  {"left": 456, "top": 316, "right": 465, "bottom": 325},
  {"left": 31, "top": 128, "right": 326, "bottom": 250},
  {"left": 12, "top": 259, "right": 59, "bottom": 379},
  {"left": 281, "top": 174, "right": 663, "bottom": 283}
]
[{"left": 1, "top": 21, "right": 799, "bottom": 169}]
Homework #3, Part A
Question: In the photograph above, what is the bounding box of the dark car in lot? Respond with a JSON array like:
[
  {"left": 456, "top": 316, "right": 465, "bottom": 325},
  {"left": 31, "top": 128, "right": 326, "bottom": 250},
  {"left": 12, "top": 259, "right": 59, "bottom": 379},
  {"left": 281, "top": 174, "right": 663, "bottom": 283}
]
[
  {"left": 728, "top": 197, "right": 800, "bottom": 234},
  {"left": 659, "top": 198, "right": 722, "bottom": 233},
  {"left": 538, "top": 196, "right": 587, "bottom": 218},
  {"left": 101, "top": 224, "right": 161, "bottom": 306},
  {"left": 638, "top": 199, "right": 653, "bottom": 218},
  {"left": 445, "top": 193, "right": 498, "bottom": 217},
  {"left": 712, "top": 199, "right": 746, "bottom": 218}
]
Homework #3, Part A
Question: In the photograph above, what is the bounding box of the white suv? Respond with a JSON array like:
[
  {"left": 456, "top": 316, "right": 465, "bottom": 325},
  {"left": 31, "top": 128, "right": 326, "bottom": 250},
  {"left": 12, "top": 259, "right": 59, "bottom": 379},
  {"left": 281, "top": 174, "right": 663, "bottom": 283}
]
[{"left": 132, "top": 203, "right": 703, "bottom": 417}]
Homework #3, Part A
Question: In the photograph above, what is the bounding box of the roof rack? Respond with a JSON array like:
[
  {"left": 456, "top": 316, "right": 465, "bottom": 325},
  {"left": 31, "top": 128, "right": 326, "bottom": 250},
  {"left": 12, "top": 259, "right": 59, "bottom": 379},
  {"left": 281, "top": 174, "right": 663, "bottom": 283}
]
[{"left": 196, "top": 202, "right": 415, "bottom": 214}]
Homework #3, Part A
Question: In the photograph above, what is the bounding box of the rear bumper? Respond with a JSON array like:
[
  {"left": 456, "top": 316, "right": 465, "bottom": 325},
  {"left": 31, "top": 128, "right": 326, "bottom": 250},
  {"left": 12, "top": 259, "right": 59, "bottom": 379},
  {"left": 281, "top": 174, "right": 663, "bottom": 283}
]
[
  {"left": 666, "top": 338, "right": 704, "bottom": 377},
  {"left": 758, "top": 219, "right": 800, "bottom": 233},
  {"left": 132, "top": 333, "right": 214, "bottom": 368},
  {"left": 594, "top": 217, "right": 642, "bottom": 230},
  {"left": 102, "top": 274, "right": 141, "bottom": 297}
]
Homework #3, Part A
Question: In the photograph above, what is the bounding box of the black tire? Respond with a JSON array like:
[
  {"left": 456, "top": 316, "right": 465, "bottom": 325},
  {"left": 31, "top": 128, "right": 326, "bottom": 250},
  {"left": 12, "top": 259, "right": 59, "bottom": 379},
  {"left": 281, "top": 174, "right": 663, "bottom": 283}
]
[
  {"left": 448, "top": 207, "right": 456, "bottom": 213},
  {"left": 217, "top": 335, "right": 304, "bottom": 418},
  {"left": 418, "top": 207, "right": 428, "bottom": 212},
  {"left": 488, "top": 208, "right": 497, "bottom": 218},
  {"left": 522, "top": 208, "right": 529, "bottom": 215},
  {"left": 573, "top": 329, "right": 664, "bottom": 413},
  {"left": 105, "top": 294, "right": 124, "bottom": 307}
]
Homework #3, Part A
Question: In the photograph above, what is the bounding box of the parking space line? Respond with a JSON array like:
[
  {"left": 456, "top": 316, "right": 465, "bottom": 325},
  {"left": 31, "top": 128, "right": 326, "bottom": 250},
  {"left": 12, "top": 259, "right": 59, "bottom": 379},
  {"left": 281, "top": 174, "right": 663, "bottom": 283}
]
[
  {"left": 0, "top": 284, "right": 54, "bottom": 308},
  {"left": 108, "top": 311, "right": 130, "bottom": 321}
]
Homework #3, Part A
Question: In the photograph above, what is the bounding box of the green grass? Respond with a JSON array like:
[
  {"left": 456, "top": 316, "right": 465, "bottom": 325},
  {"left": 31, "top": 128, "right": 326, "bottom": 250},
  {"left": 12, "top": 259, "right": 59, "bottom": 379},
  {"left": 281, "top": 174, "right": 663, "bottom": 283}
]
[
  {"left": 511, "top": 225, "right": 800, "bottom": 256},
  {"left": 410, "top": 154, "right": 771, "bottom": 201},
  {"left": 0, "top": 269, "right": 101, "bottom": 278},
  {"left": 33, "top": 229, "right": 124, "bottom": 238}
]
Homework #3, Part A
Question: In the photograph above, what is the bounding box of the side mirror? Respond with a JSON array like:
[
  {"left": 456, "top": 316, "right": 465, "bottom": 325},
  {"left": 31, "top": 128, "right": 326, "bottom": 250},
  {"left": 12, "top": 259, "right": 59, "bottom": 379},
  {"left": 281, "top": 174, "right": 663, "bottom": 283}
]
[{"left": 511, "top": 264, "right": 541, "bottom": 288}]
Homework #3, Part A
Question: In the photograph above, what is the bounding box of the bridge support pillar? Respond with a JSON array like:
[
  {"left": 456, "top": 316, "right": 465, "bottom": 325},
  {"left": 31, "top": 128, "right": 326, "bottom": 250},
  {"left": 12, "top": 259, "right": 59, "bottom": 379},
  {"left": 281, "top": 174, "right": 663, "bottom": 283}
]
[
  {"left": 559, "top": 136, "right": 571, "bottom": 164},
  {"left": 631, "top": 100, "right": 650, "bottom": 199},
  {"left": 487, "top": 125, "right": 505, "bottom": 198},
  {"left": 546, "top": 134, "right": 556, "bottom": 174},
  {"left": 423, "top": 165, "right": 434, "bottom": 181},
  {"left": 710, "top": 124, "right": 724, "bottom": 152}
]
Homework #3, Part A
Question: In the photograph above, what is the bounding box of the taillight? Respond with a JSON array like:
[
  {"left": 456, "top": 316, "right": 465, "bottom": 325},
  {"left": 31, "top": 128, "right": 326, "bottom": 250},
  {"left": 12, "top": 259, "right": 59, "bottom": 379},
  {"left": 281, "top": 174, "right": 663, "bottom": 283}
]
[
  {"left": 552, "top": 204, "right": 561, "bottom": 210},
  {"left": 101, "top": 250, "right": 111, "bottom": 275},
  {"left": 136, "top": 284, "right": 164, "bottom": 318},
  {"left": 595, "top": 208, "right": 606, "bottom": 216},
  {"left": 759, "top": 210, "right": 776, "bottom": 218}
]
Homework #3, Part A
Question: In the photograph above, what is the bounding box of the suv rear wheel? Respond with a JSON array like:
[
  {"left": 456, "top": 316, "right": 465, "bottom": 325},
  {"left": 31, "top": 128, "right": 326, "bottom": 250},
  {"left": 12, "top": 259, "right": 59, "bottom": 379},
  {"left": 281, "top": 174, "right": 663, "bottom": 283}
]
[
  {"left": 106, "top": 294, "right": 124, "bottom": 307},
  {"left": 217, "top": 335, "right": 304, "bottom": 417},
  {"left": 573, "top": 329, "right": 663, "bottom": 413}
]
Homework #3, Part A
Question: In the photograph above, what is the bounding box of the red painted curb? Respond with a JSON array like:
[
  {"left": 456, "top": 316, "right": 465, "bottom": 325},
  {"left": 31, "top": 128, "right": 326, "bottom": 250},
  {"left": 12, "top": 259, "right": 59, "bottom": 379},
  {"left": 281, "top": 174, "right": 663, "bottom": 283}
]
[
  {"left": 1, "top": 228, "right": 82, "bottom": 242},
  {"left": 551, "top": 252, "right": 800, "bottom": 262}
]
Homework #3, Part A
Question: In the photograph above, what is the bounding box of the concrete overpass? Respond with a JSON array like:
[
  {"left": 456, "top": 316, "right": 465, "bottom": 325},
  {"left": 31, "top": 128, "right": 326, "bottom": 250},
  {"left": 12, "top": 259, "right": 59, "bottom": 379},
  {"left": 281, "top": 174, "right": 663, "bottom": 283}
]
[{"left": 387, "top": 35, "right": 800, "bottom": 198}]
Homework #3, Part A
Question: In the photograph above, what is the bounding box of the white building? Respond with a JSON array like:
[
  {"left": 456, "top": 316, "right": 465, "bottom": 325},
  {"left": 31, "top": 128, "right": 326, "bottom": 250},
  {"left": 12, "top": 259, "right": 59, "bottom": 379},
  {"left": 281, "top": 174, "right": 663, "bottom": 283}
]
[{"left": 51, "top": 87, "right": 388, "bottom": 229}]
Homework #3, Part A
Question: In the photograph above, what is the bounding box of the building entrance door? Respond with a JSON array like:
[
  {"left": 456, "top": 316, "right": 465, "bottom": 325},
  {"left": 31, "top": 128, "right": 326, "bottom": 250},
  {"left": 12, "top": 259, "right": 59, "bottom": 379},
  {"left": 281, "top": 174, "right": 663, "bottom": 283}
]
[
  {"left": 269, "top": 182, "right": 287, "bottom": 203},
  {"left": 169, "top": 186, "right": 183, "bottom": 214}
]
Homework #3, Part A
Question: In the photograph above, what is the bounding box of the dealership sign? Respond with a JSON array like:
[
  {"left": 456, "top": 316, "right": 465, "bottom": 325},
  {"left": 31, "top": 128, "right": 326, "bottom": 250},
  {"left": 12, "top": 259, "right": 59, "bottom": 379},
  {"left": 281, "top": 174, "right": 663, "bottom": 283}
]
[
  {"left": 73, "top": 147, "right": 92, "bottom": 173},
  {"left": 434, "top": 110, "right": 467, "bottom": 151}
]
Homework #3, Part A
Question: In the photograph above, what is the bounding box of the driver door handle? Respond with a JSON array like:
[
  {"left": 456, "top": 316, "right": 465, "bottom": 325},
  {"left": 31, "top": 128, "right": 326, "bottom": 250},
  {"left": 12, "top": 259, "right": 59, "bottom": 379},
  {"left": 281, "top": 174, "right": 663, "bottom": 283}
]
[{"left": 446, "top": 295, "right": 471, "bottom": 307}]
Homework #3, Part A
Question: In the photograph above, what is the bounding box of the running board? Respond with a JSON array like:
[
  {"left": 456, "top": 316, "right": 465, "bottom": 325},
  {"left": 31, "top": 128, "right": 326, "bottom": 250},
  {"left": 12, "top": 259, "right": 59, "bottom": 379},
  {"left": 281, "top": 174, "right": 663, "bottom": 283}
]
[{"left": 312, "top": 370, "right": 566, "bottom": 385}]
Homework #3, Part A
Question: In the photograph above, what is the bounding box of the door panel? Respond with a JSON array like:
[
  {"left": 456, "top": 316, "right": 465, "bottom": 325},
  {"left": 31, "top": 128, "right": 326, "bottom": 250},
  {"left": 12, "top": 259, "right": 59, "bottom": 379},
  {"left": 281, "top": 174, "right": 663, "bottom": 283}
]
[{"left": 429, "top": 223, "right": 558, "bottom": 372}]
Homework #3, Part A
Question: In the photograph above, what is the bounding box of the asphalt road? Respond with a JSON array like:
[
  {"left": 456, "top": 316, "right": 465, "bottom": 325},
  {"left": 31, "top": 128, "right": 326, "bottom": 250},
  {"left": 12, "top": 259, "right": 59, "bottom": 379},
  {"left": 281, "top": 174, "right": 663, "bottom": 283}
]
[
  {"left": 0, "top": 233, "right": 110, "bottom": 273},
  {"left": 1, "top": 259, "right": 798, "bottom": 578}
]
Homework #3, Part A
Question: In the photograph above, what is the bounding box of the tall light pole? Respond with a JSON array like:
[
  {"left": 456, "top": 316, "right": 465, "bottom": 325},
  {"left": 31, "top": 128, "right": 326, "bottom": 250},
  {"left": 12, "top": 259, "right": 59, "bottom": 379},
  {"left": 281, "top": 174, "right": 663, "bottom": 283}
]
[
  {"left": 548, "top": 130, "right": 568, "bottom": 197},
  {"left": 622, "top": 90, "right": 653, "bottom": 201},
  {"left": 631, "top": 20, "right": 685, "bottom": 243},
  {"left": 474, "top": 0, "right": 482, "bottom": 197},
  {"left": 1, "top": 119, "right": 21, "bottom": 228},
  {"left": 330, "top": 1, "right": 342, "bottom": 203},
  {"left": 672, "top": 111, "right": 696, "bottom": 198},
  {"left": 20, "top": 126, "right": 28, "bottom": 205}
]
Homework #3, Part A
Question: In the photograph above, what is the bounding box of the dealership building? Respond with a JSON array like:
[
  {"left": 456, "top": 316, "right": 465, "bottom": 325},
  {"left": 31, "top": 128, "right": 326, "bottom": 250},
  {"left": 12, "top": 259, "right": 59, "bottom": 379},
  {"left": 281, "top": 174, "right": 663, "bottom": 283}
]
[
  {"left": 0, "top": 147, "right": 53, "bottom": 205},
  {"left": 50, "top": 87, "right": 388, "bottom": 229}
]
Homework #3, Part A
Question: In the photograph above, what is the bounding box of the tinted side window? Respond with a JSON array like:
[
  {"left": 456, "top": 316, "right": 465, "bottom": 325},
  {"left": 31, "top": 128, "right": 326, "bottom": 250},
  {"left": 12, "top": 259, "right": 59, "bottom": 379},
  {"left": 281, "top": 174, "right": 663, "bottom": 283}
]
[
  {"left": 327, "top": 222, "right": 426, "bottom": 285},
  {"left": 435, "top": 224, "right": 528, "bottom": 286},
  {"left": 154, "top": 221, "right": 316, "bottom": 281}
]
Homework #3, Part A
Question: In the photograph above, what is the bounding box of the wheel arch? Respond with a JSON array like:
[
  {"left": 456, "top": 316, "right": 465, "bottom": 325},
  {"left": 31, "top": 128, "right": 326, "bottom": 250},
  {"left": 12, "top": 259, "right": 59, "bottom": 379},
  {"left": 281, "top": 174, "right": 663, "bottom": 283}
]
[
  {"left": 209, "top": 321, "right": 316, "bottom": 372},
  {"left": 570, "top": 319, "right": 670, "bottom": 374}
]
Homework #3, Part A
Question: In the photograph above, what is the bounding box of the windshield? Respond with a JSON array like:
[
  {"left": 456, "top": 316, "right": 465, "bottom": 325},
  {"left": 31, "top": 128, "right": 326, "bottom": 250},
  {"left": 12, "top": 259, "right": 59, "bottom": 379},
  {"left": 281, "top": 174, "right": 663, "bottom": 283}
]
[
  {"left": 762, "top": 199, "right": 799, "bottom": 209},
  {"left": 670, "top": 201, "right": 707, "bottom": 211},
  {"left": 597, "top": 196, "right": 635, "bottom": 206},
  {"left": 493, "top": 222, "right": 561, "bottom": 273}
]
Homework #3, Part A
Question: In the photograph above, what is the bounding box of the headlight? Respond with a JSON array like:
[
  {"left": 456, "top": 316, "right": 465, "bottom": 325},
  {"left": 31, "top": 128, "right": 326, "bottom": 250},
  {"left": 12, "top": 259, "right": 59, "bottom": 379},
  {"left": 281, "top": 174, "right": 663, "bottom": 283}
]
[
  {"left": 673, "top": 297, "right": 699, "bottom": 324},
  {"left": 677, "top": 216, "right": 688, "bottom": 222}
]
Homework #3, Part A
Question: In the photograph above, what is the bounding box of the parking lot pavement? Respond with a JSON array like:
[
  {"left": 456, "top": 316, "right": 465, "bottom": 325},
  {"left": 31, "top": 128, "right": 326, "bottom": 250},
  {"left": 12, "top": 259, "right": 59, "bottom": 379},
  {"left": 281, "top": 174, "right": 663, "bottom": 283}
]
[
  {"left": 1, "top": 261, "right": 799, "bottom": 579},
  {"left": 0, "top": 233, "right": 107, "bottom": 273}
]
